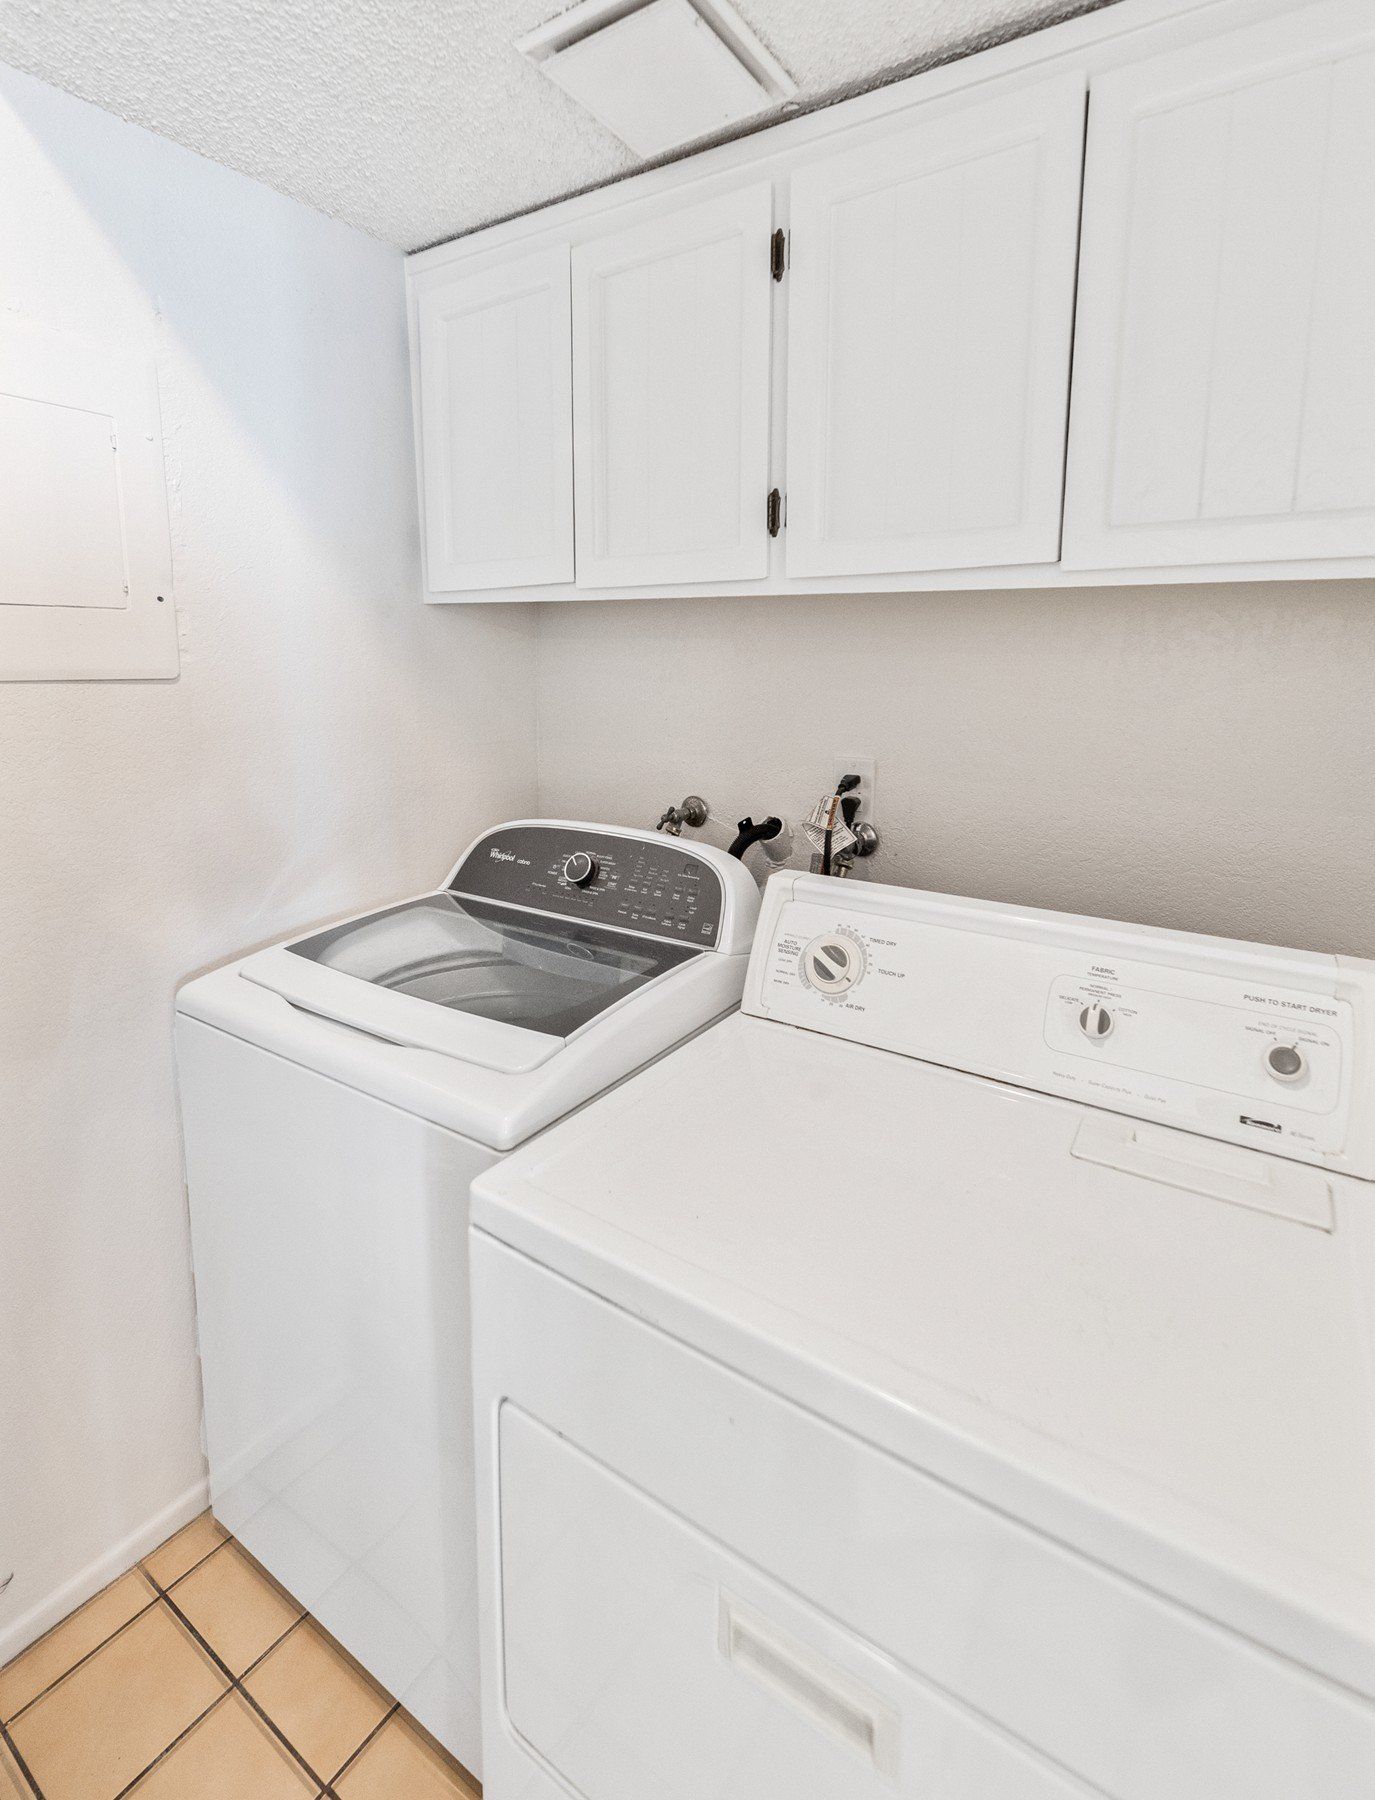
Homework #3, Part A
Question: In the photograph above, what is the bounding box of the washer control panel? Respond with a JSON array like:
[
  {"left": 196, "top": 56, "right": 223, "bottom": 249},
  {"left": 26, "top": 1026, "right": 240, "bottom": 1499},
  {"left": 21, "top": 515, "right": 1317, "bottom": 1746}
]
[
  {"left": 746, "top": 877, "right": 1375, "bottom": 1175},
  {"left": 451, "top": 823, "right": 725, "bottom": 946}
]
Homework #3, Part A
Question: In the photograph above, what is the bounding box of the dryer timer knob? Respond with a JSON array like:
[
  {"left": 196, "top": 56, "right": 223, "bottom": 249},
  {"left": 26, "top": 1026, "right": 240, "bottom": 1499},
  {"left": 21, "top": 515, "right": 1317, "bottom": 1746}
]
[{"left": 802, "top": 934, "right": 863, "bottom": 995}]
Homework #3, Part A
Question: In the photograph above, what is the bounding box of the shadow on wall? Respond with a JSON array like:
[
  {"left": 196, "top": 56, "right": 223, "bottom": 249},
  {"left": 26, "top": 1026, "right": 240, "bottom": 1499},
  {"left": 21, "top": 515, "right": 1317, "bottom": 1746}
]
[
  {"left": 2, "top": 62, "right": 411, "bottom": 557},
  {"left": 0, "top": 64, "right": 539, "bottom": 1677},
  {"left": 1, "top": 61, "right": 536, "bottom": 916},
  {"left": 532, "top": 581, "right": 1375, "bottom": 959}
]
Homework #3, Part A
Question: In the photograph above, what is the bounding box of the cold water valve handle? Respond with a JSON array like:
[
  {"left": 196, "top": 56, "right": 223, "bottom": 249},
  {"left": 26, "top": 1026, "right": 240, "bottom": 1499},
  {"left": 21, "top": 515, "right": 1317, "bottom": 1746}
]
[{"left": 656, "top": 795, "right": 710, "bottom": 836}]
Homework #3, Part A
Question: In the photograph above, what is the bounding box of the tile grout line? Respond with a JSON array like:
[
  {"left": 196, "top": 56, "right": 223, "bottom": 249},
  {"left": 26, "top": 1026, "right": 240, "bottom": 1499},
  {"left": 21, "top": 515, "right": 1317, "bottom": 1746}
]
[
  {"left": 108, "top": 1689, "right": 235, "bottom": 1800},
  {"left": 143, "top": 1532, "right": 231, "bottom": 1595},
  {"left": 328, "top": 1699, "right": 400, "bottom": 1787},
  {"left": 0, "top": 1716, "right": 43, "bottom": 1800},
  {"left": 1, "top": 1594, "right": 165, "bottom": 1730},
  {"left": 0, "top": 1535, "right": 229, "bottom": 1736},
  {"left": 149, "top": 1575, "right": 343, "bottom": 1798},
  {"left": 0, "top": 1533, "right": 231, "bottom": 1795},
  {"left": 238, "top": 1610, "right": 308, "bottom": 1682},
  {"left": 106, "top": 1598, "right": 306, "bottom": 1800},
  {"left": 3, "top": 1524, "right": 417, "bottom": 1800}
]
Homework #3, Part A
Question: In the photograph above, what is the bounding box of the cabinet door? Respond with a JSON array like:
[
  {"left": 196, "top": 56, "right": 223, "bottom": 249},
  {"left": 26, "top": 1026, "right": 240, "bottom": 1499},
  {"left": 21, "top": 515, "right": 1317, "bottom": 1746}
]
[
  {"left": 417, "top": 246, "right": 574, "bottom": 592},
  {"left": 1063, "top": 0, "right": 1375, "bottom": 569},
  {"left": 784, "top": 74, "right": 1086, "bottom": 578},
  {"left": 573, "top": 184, "right": 774, "bottom": 588}
]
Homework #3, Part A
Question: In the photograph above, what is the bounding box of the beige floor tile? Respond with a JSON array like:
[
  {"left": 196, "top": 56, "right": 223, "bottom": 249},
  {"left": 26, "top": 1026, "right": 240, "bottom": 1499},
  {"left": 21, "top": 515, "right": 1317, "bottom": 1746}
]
[
  {"left": 140, "top": 1513, "right": 228, "bottom": 1590},
  {"left": 336, "top": 1713, "right": 479, "bottom": 1799},
  {"left": 125, "top": 1692, "right": 315, "bottom": 1799},
  {"left": 242, "top": 1619, "right": 389, "bottom": 1782},
  {"left": 0, "top": 1569, "right": 156, "bottom": 1723},
  {"left": 0, "top": 1738, "right": 31, "bottom": 1800},
  {"left": 167, "top": 1543, "right": 303, "bottom": 1676},
  {"left": 8, "top": 1604, "right": 227, "bottom": 1800}
]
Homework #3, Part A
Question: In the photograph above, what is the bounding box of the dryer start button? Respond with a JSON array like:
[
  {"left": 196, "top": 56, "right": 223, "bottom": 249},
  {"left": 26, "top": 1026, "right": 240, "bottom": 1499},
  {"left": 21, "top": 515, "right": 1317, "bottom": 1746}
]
[{"left": 1265, "top": 1043, "right": 1307, "bottom": 1084}]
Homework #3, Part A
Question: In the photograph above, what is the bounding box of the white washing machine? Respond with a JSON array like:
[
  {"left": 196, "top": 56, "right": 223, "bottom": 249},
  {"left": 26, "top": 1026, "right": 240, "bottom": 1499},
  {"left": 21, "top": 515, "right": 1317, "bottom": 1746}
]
[
  {"left": 175, "top": 820, "right": 759, "bottom": 1778},
  {"left": 470, "top": 874, "right": 1375, "bottom": 1800}
]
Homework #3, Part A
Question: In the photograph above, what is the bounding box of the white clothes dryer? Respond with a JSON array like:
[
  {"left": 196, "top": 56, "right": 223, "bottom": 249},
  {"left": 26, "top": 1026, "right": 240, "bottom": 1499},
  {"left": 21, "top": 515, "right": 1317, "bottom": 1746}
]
[
  {"left": 470, "top": 873, "right": 1375, "bottom": 1800},
  {"left": 175, "top": 821, "right": 759, "bottom": 1779}
]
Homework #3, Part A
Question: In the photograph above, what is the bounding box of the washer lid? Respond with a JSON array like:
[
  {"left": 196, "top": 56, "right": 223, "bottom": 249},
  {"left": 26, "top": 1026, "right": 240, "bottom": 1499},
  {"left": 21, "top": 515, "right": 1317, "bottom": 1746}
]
[{"left": 242, "top": 891, "right": 698, "bottom": 1074}]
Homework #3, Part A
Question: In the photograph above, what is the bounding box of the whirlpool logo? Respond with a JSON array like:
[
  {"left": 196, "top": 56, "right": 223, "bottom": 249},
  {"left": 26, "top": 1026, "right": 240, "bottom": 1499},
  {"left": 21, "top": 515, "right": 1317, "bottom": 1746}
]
[{"left": 489, "top": 848, "right": 516, "bottom": 862}]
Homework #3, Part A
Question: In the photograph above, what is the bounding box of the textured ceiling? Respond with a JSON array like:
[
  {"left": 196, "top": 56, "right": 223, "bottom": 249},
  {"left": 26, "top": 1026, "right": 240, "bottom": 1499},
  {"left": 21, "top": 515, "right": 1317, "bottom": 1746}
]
[{"left": 0, "top": 0, "right": 1116, "bottom": 250}]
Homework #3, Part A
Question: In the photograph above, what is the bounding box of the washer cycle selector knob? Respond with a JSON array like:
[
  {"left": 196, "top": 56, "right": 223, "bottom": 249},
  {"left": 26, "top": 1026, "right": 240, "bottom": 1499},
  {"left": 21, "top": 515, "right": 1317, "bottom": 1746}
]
[
  {"left": 562, "top": 851, "right": 599, "bottom": 888},
  {"left": 802, "top": 934, "right": 864, "bottom": 995},
  {"left": 1265, "top": 1043, "right": 1307, "bottom": 1084},
  {"left": 1079, "top": 1002, "right": 1114, "bottom": 1040}
]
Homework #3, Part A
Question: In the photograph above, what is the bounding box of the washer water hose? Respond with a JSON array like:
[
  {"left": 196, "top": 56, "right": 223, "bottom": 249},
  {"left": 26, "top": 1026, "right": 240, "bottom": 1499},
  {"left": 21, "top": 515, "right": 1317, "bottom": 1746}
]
[{"left": 727, "top": 816, "right": 784, "bottom": 860}]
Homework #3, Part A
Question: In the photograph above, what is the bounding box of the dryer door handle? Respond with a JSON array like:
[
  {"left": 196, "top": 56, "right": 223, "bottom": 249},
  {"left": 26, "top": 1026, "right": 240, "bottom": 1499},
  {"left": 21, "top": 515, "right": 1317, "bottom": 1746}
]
[{"left": 718, "top": 1594, "right": 899, "bottom": 1777}]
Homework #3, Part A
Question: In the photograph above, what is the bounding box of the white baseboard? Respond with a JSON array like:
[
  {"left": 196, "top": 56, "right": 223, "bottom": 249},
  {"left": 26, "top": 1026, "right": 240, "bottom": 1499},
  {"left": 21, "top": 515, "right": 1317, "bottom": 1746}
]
[{"left": 0, "top": 1476, "right": 211, "bottom": 1668}]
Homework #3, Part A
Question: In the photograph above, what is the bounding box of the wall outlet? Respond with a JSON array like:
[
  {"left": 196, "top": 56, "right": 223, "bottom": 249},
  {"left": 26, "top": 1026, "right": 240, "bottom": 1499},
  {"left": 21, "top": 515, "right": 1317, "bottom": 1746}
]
[{"left": 833, "top": 755, "right": 876, "bottom": 825}]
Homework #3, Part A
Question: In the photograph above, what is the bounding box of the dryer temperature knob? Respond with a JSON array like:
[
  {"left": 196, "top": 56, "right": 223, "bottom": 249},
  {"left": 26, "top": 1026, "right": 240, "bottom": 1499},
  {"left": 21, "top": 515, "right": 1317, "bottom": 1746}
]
[{"left": 1079, "top": 1003, "right": 1114, "bottom": 1040}]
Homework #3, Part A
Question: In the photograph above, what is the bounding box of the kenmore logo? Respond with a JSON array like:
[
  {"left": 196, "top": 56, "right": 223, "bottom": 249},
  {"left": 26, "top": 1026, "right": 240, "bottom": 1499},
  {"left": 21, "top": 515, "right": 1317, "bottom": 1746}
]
[{"left": 489, "top": 848, "right": 516, "bottom": 862}]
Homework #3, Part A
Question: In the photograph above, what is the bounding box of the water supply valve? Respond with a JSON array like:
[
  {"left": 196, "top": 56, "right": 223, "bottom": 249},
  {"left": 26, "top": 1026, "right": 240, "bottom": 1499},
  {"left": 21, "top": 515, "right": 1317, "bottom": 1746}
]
[
  {"left": 803, "top": 774, "right": 879, "bottom": 877},
  {"left": 655, "top": 794, "right": 709, "bottom": 835}
]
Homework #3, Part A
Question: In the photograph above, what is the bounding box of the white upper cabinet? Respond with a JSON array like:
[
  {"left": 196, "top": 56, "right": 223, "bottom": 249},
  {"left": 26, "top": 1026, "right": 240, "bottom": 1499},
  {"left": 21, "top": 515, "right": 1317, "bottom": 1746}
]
[
  {"left": 784, "top": 74, "right": 1087, "bottom": 577},
  {"left": 572, "top": 183, "right": 775, "bottom": 588},
  {"left": 1064, "top": 0, "right": 1375, "bottom": 569},
  {"left": 408, "top": 0, "right": 1375, "bottom": 598},
  {"left": 417, "top": 246, "right": 574, "bottom": 592}
]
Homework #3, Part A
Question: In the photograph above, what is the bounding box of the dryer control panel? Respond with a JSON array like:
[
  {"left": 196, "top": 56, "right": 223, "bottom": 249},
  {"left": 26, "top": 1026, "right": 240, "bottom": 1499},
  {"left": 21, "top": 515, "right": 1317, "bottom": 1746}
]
[
  {"left": 745, "top": 875, "right": 1375, "bottom": 1177},
  {"left": 450, "top": 823, "right": 728, "bottom": 948}
]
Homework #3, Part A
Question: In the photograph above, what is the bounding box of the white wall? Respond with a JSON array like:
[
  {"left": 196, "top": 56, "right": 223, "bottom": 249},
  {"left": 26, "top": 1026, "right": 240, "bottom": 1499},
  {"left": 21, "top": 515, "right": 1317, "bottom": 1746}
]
[
  {"left": 534, "top": 583, "right": 1375, "bottom": 957},
  {"left": 0, "top": 66, "right": 537, "bottom": 1660}
]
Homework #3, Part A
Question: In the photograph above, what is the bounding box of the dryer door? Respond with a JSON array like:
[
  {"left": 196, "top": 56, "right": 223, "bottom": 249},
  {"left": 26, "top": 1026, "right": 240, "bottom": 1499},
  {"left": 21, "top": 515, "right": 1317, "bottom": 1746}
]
[{"left": 497, "top": 1403, "right": 1095, "bottom": 1800}]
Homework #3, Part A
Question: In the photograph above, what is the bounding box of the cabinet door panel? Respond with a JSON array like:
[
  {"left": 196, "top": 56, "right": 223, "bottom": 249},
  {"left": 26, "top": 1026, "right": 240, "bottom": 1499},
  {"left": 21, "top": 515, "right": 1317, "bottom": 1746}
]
[
  {"left": 573, "top": 184, "right": 774, "bottom": 588},
  {"left": 417, "top": 246, "right": 574, "bottom": 592},
  {"left": 1063, "top": 0, "right": 1375, "bottom": 568},
  {"left": 785, "top": 74, "right": 1086, "bottom": 577}
]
